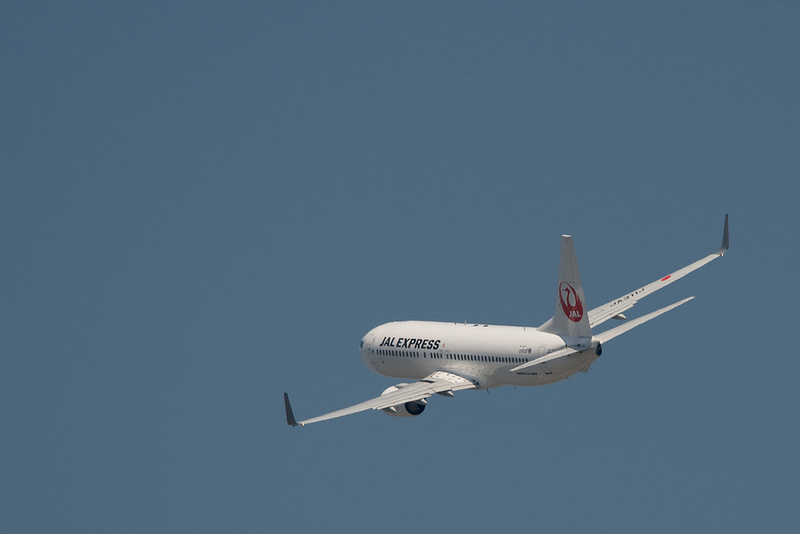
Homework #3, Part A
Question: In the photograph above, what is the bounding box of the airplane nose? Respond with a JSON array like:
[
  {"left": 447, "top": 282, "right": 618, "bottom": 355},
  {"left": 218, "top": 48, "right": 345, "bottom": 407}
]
[{"left": 359, "top": 331, "right": 379, "bottom": 371}]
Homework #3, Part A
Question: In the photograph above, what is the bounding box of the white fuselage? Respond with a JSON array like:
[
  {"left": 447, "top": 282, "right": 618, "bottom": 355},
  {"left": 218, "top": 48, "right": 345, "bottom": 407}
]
[{"left": 359, "top": 320, "right": 599, "bottom": 389}]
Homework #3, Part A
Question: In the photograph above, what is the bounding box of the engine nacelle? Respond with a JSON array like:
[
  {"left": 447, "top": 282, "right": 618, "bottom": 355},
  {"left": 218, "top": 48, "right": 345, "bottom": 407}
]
[{"left": 380, "top": 384, "right": 427, "bottom": 417}]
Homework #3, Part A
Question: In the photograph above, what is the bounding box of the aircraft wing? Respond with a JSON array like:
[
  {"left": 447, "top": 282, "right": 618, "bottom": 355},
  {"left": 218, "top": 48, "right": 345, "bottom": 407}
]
[
  {"left": 588, "top": 214, "right": 728, "bottom": 329},
  {"left": 284, "top": 371, "right": 476, "bottom": 426}
]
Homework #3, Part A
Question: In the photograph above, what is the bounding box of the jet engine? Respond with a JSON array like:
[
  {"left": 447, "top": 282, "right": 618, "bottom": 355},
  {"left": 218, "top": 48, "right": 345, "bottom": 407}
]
[{"left": 380, "top": 384, "right": 427, "bottom": 417}]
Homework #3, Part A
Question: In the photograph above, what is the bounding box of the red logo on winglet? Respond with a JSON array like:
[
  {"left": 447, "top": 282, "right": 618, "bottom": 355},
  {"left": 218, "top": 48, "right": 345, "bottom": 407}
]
[{"left": 559, "top": 282, "right": 584, "bottom": 322}]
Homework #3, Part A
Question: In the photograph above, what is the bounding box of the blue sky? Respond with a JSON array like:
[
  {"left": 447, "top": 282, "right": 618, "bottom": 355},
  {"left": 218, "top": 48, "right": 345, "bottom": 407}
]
[{"left": 2, "top": 2, "right": 799, "bottom": 532}]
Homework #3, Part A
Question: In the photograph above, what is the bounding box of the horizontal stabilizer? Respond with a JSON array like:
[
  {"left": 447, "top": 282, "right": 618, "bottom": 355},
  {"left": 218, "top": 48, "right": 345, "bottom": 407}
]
[
  {"left": 595, "top": 296, "right": 695, "bottom": 344},
  {"left": 511, "top": 297, "right": 695, "bottom": 372},
  {"left": 509, "top": 345, "right": 584, "bottom": 372}
]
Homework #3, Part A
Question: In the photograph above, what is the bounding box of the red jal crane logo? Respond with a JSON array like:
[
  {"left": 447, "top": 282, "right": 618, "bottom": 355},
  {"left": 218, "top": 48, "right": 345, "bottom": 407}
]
[{"left": 559, "top": 282, "right": 583, "bottom": 322}]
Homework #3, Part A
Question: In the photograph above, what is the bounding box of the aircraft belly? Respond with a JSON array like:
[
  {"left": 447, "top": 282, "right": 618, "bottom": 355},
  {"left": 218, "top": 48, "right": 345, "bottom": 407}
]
[
  {"left": 376, "top": 359, "right": 435, "bottom": 381},
  {"left": 504, "top": 350, "right": 597, "bottom": 386}
]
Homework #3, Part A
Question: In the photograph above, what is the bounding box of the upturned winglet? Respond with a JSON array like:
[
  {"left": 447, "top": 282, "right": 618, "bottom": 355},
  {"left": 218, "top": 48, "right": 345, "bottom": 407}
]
[
  {"left": 717, "top": 213, "right": 729, "bottom": 255},
  {"left": 284, "top": 392, "right": 299, "bottom": 427}
]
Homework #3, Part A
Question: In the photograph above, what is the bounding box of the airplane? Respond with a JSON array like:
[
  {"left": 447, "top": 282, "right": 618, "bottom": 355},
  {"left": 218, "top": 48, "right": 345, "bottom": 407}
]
[{"left": 284, "top": 215, "right": 729, "bottom": 427}]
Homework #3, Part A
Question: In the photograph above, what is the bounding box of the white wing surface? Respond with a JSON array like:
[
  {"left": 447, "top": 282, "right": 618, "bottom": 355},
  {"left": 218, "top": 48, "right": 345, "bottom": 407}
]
[
  {"left": 284, "top": 371, "right": 476, "bottom": 426},
  {"left": 588, "top": 214, "right": 728, "bottom": 329}
]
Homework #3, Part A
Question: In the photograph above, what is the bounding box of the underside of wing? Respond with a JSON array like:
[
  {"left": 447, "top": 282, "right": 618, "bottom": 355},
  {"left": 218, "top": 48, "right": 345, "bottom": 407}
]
[
  {"left": 588, "top": 214, "right": 728, "bottom": 329},
  {"left": 284, "top": 371, "right": 476, "bottom": 426}
]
